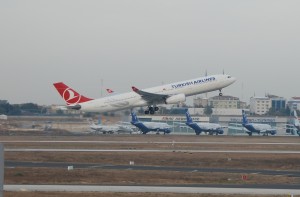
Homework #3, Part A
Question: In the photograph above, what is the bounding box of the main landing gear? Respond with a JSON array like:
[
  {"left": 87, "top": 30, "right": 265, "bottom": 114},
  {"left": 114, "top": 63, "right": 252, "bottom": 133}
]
[{"left": 145, "top": 106, "right": 159, "bottom": 115}]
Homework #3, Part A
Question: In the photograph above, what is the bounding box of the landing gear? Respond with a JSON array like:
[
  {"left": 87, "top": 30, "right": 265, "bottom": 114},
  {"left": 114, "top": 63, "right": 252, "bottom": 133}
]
[
  {"left": 219, "top": 89, "right": 223, "bottom": 96},
  {"left": 145, "top": 106, "right": 159, "bottom": 115}
]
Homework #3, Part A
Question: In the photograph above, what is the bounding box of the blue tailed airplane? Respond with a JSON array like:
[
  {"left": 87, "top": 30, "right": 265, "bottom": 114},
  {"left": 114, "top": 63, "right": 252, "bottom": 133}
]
[
  {"left": 242, "top": 110, "right": 276, "bottom": 136},
  {"left": 130, "top": 112, "right": 172, "bottom": 134},
  {"left": 185, "top": 110, "right": 224, "bottom": 135}
]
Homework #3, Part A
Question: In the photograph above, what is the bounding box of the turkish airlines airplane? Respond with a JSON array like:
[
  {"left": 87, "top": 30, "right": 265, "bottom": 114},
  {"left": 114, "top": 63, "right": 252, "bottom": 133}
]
[{"left": 53, "top": 74, "right": 236, "bottom": 114}]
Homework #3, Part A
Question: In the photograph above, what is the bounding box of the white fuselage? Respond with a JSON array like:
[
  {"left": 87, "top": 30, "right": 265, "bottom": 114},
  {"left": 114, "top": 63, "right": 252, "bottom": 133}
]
[
  {"left": 196, "top": 123, "right": 222, "bottom": 130},
  {"left": 243, "top": 123, "right": 275, "bottom": 134},
  {"left": 79, "top": 74, "right": 236, "bottom": 113},
  {"left": 90, "top": 124, "right": 133, "bottom": 133},
  {"left": 142, "top": 122, "right": 171, "bottom": 130}
]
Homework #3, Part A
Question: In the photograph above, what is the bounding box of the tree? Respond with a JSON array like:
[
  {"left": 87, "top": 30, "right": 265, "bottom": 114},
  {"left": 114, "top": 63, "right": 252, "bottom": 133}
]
[
  {"left": 267, "top": 106, "right": 291, "bottom": 116},
  {"left": 204, "top": 105, "right": 213, "bottom": 116}
]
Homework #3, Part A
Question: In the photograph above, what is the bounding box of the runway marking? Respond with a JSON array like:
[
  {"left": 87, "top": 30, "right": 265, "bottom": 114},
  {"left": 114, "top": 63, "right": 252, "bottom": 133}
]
[
  {"left": 1, "top": 140, "right": 299, "bottom": 145},
  {"left": 4, "top": 185, "right": 300, "bottom": 195},
  {"left": 4, "top": 148, "right": 300, "bottom": 154}
]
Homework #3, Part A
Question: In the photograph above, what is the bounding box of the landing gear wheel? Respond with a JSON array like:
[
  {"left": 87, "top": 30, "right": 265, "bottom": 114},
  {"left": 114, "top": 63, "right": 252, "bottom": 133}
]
[
  {"left": 145, "top": 110, "right": 149, "bottom": 114},
  {"left": 154, "top": 106, "right": 159, "bottom": 111},
  {"left": 219, "top": 92, "right": 223, "bottom": 96},
  {"left": 148, "top": 106, "right": 155, "bottom": 114}
]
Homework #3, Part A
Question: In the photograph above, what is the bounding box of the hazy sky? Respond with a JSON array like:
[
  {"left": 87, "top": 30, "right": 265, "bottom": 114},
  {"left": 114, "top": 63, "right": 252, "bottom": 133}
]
[{"left": 1, "top": 0, "right": 300, "bottom": 105}]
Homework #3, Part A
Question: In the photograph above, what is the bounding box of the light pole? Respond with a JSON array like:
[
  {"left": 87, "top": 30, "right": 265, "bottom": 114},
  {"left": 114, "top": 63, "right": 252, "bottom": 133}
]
[{"left": 0, "top": 143, "right": 3, "bottom": 197}]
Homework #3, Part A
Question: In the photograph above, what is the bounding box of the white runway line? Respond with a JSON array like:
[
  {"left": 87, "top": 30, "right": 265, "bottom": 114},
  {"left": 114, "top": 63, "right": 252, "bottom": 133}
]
[
  {"left": 0, "top": 140, "right": 299, "bottom": 145},
  {"left": 4, "top": 148, "right": 300, "bottom": 154},
  {"left": 4, "top": 185, "right": 300, "bottom": 195}
]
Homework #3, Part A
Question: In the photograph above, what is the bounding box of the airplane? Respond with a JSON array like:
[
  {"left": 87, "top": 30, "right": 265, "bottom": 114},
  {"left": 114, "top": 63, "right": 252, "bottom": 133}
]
[
  {"left": 130, "top": 112, "right": 172, "bottom": 134},
  {"left": 53, "top": 74, "right": 236, "bottom": 114},
  {"left": 242, "top": 110, "right": 276, "bottom": 136},
  {"left": 289, "top": 110, "right": 300, "bottom": 136},
  {"left": 293, "top": 111, "right": 300, "bottom": 136},
  {"left": 88, "top": 117, "right": 134, "bottom": 134},
  {"left": 185, "top": 110, "right": 224, "bottom": 135}
]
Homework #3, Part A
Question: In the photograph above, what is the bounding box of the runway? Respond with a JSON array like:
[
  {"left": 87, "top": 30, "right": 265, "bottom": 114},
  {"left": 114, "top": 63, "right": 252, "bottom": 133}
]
[
  {"left": 5, "top": 161, "right": 300, "bottom": 178},
  {"left": 4, "top": 184, "right": 300, "bottom": 195},
  {"left": 5, "top": 148, "right": 300, "bottom": 154},
  {"left": 1, "top": 140, "right": 300, "bottom": 145},
  {"left": 3, "top": 137, "right": 300, "bottom": 195}
]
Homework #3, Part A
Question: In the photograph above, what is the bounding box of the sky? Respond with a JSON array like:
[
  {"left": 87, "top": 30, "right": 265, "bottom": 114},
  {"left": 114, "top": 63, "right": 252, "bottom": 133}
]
[{"left": 1, "top": 0, "right": 300, "bottom": 105}]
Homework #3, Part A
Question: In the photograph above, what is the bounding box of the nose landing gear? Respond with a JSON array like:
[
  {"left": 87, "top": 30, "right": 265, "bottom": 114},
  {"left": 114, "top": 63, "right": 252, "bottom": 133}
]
[{"left": 219, "top": 89, "right": 223, "bottom": 96}]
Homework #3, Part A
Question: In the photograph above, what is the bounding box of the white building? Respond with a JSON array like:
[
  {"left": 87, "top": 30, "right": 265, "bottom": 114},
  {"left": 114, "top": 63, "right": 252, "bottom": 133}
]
[
  {"left": 250, "top": 97, "right": 271, "bottom": 115},
  {"left": 287, "top": 97, "right": 300, "bottom": 111},
  {"left": 209, "top": 95, "right": 240, "bottom": 109},
  {"left": 188, "top": 108, "right": 244, "bottom": 116}
]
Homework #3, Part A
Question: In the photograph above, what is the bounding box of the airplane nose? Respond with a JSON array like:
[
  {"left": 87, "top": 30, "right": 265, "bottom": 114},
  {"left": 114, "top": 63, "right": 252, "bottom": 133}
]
[{"left": 230, "top": 77, "right": 237, "bottom": 83}]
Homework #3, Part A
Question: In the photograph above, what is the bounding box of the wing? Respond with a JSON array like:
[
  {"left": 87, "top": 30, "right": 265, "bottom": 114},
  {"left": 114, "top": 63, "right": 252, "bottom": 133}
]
[{"left": 132, "top": 86, "right": 168, "bottom": 104}]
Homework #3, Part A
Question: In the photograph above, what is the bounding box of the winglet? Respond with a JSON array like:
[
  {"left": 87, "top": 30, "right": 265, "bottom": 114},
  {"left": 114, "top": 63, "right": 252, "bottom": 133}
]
[
  {"left": 106, "top": 89, "right": 114, "bottom": 94},
  {"left": 132, "top": 86, "right": 139, "bottom": 92}
]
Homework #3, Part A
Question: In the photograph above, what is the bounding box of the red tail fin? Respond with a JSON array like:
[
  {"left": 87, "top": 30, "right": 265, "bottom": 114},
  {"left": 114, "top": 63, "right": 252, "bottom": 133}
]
[{"left": 53, "top": 82, "right": 93, "bottom": 105}]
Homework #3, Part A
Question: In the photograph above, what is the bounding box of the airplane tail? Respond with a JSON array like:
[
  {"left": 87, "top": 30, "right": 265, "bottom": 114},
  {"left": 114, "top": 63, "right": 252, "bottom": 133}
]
[
  {"left": 242, "top": 110, "right": 248, "bottom": 125},
  {"left": 53, "top": 82, "right": 93, "bottom": 105},
  {"left": 294, "top": 110, "right": 299, "bottom": 125},
  {"left": 131, "top": 112, "right": 139, "bottom": 124},
  {"left": 185, "top": 110, "right": 193, "bottom": 124}
]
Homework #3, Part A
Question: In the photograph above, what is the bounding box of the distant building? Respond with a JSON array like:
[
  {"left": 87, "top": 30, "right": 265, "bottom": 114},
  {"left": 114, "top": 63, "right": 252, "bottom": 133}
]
[
  {"left": 269, "top": 95, "right": 286, "bottom": 111},
  {"left": 287, "top": 97, "right": 300, "bottom": 111},
  {"left": 250, "top": 97, "right": 271, "bottom": 115},
  {"left": 208, "top": 95, "right": 241, "bottom": 109},
  {"left": 240, "top": 101, "right": 248, "bottom": 109},
  {"left": 193, "top": 97, "right": 209, "bottom": 107},
  {"left": 188, "top": 108, "right": 244, "bottom": 116}
]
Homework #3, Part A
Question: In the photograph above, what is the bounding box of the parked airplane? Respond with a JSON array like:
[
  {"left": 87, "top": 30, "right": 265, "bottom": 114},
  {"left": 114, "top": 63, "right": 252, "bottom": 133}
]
[
  {"left": 53, "top": 74, "right": 236, "bottom": 114},
  {"left": 130, "top": 112, "right": 172, "bottom": 134},
  {"left": 89, "top": 118, "right": 134, "bottom": 134},
  {"left": 242, "top": 110, "right": 276, "bottom": 136},
  {"left": 185, "top": 110, "right": 224, "bottom": 135},
  {"left": 291, "top": 110, "right": 300, "bottom": 136}
]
